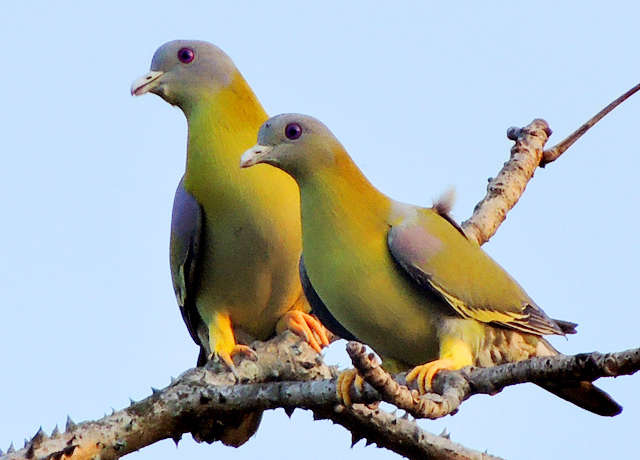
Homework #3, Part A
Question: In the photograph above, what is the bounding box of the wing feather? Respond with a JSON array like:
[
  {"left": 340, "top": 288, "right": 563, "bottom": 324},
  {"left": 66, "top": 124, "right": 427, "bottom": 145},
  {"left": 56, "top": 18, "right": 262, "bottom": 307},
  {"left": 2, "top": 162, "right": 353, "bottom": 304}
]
[
  {"left": 388, "top": 207, "right": 566, "bottom": 336},
  {"left": 170, "top": 177, "right": 206, "bottom": 348}
]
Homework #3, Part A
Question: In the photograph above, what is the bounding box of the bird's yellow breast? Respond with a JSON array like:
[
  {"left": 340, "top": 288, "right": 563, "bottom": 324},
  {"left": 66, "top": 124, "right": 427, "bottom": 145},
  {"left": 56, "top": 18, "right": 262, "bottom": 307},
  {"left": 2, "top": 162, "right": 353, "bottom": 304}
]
[
  {"left": 182, "top": 76, "right": 303, "bottom": 339},
  {"left": 300, "top": 179, "right": 443, "bottom": 366}
]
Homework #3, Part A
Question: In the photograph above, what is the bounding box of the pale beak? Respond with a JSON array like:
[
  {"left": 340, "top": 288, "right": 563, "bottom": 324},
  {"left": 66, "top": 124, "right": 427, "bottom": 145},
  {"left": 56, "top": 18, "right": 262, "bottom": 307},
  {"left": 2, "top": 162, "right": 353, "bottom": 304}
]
[
  {"left": 240, "top": 144, "right": 273, "bottom": 168},
  {"left": 130, "top": 70, "right": 165, "bottom": 96}
]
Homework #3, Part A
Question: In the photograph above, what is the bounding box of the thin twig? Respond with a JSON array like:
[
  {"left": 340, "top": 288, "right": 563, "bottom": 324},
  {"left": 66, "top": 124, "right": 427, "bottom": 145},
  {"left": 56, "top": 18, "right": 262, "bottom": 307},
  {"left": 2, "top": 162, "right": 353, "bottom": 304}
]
[{"left": 541, "top": 82, "right": 640, "bottom": 166}]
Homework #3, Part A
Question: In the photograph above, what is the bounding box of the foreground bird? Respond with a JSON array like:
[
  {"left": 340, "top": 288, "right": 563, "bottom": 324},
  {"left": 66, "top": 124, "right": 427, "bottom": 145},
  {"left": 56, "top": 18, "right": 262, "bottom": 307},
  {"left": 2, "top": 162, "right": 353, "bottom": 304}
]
[
  {"left": 240, "top": 113, "right": 622, "bottom": 416},
  {"left": 131, "top": 42, "right": 328, "bottom": 446}
]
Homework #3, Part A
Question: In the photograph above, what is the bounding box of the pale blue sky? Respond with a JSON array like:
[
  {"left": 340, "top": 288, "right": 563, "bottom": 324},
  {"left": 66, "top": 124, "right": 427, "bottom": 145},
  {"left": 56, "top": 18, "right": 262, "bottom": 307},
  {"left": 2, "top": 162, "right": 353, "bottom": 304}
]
[{"left": 1, "top": 2, "right": 638, "bottom": 459}]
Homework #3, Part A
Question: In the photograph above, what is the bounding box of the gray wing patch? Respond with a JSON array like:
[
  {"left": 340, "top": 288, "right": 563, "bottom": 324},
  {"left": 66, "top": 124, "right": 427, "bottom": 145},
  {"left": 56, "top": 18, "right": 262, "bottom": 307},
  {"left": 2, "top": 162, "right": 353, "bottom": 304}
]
[
  {"left": 387, "top": 222, "right": 565, "bottom": 337},
  {"left": 170, "top": 177, "right": 205, "bottom": 348}
]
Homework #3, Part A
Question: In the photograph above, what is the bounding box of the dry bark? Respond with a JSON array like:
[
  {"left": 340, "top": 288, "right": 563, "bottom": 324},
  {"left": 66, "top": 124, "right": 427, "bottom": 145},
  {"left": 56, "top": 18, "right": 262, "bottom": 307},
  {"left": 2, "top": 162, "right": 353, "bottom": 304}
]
[{"left": 1, "top": 333, "right": 500, "bottom": 460}]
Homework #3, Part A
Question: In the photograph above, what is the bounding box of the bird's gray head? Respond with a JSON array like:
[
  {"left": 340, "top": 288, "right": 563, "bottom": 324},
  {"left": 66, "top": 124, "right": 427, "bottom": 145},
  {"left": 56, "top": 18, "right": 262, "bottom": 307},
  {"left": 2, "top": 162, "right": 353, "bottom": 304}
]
[
  {"left": 240, "top": 114, "right": 345, "bottom": 179},
  {"left": 131, "top": 40, "right": 237, "bottom": 108}
]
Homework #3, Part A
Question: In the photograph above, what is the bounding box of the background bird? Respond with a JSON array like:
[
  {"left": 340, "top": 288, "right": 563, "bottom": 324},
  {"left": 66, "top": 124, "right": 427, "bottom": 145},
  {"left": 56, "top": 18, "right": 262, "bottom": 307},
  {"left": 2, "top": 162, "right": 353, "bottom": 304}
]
[
  {"left": 240, "top": 113, "right": 622, "bottom": 417},
  {"left": 131, "top": 42, "right": 328, "bottom": 446}
]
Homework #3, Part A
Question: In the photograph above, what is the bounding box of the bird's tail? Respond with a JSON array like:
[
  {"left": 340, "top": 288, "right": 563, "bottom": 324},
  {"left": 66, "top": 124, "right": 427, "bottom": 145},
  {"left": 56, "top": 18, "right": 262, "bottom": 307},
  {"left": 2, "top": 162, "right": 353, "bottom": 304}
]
[
  {"left": 537, "top": 380, "right": 622, "bottom": 416},
  {"left": 191, "top": 410, "right": 264, "bottom": 447},
  {"left": 535, "top": 338, "right": 622, "bottom": 416},
  {"left": 195, "top": 348, "right": 263, "bottom": 446},
  {"left": 215, "top": 411, "right": 264, "bottom": 447}
]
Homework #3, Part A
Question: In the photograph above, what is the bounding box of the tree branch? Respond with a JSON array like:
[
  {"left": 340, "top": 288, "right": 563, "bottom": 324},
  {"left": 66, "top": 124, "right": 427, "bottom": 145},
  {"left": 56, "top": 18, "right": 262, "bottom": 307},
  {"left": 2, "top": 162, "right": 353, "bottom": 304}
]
[
  {"left": 461, "top": 118, "right": 551, "bottom": 245},
  {"left": 462, "top": 81, "right": 640, "bottom": 245},
  {"left": 1, "top": 333, "right": 499, "bottom": 460},
  {"left": 7, "top": 336, "right": 637, "bottom": 460},
  {"left": 541, "top": 82, "right": 640, "bottom": 166},
  {"left": 347, "top": 342, "right": 640, "bottom": 420},
  {"left": 346, "top": 342, "right": 464, "bottom": 420}
]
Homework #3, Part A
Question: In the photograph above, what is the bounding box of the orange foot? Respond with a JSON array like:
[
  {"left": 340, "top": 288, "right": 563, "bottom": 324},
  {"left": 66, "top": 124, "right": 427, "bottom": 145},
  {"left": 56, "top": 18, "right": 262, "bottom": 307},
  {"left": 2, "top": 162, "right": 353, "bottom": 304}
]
[
  {"left": 281, "top": 311, "right": 330, "bottom": 353},
  {"left": 214, "top": 344, "right": 258, "bottom": 369},
  {"left": 406, "top": 358, "right": 456, "bottom": 394},
  {"left": 336, "top": 369, "right": 365, "bottom": 406}
]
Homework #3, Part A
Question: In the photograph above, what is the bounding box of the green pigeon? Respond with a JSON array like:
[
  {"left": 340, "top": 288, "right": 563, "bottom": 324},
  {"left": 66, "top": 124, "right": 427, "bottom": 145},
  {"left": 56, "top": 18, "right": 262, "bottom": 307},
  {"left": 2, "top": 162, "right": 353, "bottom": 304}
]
[
  {"left": 132, "top": 43, "right": 329, "bottom": 446},
  {"left": 240, "top": 113, "right": 621, "bottom": 416}
]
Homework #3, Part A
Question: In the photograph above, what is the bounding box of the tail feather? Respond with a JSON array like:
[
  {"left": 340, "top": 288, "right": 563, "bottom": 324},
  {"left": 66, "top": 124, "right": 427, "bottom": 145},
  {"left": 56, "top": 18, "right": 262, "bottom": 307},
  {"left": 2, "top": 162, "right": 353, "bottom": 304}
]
[
  {"left": 216, "top": 411, "right": 264, "bottom": 447},
  {"left": 537, "top": 380, "right": 622, "bottom": 416},
  {"left": 195, "top": 347, "right": 263, "bottom": 446},
  {"left": 196, "top": 347, "right": 208, "bottom": 367},
  {"left": 534, "top": 338, "right": 622, "bottom": 416},
  {"left": 192, "top": 410, "right": 263, "bottom": 447},
  {"left": 552, "top": 318, "right": 578, "bottom": 335}
]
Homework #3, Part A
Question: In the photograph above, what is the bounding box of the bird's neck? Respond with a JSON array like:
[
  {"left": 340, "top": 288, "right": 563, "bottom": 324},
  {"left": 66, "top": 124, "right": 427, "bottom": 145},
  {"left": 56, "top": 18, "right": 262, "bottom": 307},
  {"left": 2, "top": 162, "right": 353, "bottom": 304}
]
[
  {"left": 300, "top": 157, "right": 391, "bottom": 240},
  {"left": 182, "top": 72, "right": 268, "bottom": 196}
]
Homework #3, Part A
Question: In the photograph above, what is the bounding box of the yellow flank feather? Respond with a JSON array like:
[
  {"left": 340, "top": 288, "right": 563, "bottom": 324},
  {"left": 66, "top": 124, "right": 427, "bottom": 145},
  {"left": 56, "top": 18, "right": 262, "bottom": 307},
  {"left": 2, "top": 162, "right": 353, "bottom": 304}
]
[{"left": 440, "top": 336, "right": 475, "bottom": 367}]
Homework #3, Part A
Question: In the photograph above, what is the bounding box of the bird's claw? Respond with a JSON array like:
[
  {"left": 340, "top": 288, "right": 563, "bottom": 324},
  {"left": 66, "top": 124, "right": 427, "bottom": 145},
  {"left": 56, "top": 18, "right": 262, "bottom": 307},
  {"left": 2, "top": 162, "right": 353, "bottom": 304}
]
[
  {"left": 336, "top": 369, "right": 364, "bottom": 406},
  {"left": 213, "top": 344, "right": 258, "bottom": 370},
  {"left": 281, "top": 310, "right": 330, "bottom": 352},
  {"left": 406, "top": 358, "right": 456, "bottom": 394}
]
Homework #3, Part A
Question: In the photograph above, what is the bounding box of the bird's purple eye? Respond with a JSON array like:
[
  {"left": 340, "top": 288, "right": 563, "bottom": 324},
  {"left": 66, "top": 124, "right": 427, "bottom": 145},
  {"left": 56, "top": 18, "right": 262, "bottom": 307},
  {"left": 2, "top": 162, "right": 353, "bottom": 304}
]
[
  {"left": 177, "top": 47, "right": 195, "bottom": 64},
  {"left": 285, "top": 123, "right": 302, "bottom": 140}
]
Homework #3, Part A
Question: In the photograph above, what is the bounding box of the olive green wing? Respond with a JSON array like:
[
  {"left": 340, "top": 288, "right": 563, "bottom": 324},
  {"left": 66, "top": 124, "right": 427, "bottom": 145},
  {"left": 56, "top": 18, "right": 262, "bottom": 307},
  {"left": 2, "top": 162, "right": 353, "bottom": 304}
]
[{"left": 387, "top": 208, "right": 567, "bottom": 336}]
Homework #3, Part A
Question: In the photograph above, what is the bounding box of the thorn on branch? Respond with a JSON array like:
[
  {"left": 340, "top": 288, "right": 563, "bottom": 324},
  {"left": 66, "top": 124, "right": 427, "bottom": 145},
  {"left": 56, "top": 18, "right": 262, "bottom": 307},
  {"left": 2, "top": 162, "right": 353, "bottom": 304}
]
[
  {"left": 30, "top": 426, "right": 46, "bottom": 449},
  {"left": 65, "top": 416, "right": 76, "bottom": 433}
]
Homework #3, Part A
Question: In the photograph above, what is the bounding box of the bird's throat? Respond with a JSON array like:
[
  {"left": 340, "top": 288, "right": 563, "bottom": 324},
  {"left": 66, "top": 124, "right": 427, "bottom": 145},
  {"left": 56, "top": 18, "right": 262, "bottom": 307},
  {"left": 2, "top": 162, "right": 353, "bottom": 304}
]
[{"left": 182, "top": 73, "right": 268, "bottom": 199}]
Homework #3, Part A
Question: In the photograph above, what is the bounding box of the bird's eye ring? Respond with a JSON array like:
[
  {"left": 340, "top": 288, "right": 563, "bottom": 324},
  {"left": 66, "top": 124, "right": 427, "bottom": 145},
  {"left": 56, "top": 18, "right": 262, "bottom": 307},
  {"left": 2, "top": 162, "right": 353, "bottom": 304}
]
[
  {"left": 177, "top": 47, "right": 195, "bottom": 64},
  {"left": 285, "top": 123, "right": 302, "bottom": 140}
]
